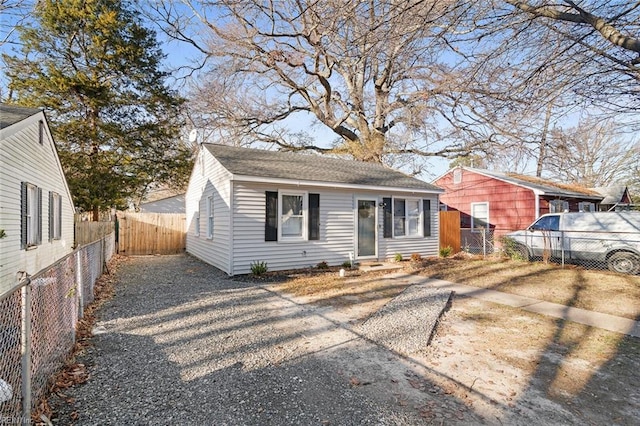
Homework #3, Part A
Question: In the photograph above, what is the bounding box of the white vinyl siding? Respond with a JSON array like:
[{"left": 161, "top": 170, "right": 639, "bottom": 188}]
[
  {"left": 185, "top": 148, "right": 232, "bottom": 274},
  {"left": 0, "top": 112, "right": 75, "bottom": 295},
  {"left": 379, "top": 195, "right": 439, "bottom": 260},
  {"left": 232, "top": 183, "right": 354, "bottom": 275}
]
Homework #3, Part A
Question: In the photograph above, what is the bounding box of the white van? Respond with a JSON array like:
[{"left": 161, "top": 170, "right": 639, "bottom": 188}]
[{"left": 506, "top": 212, "right": 640, "bottom": 274}]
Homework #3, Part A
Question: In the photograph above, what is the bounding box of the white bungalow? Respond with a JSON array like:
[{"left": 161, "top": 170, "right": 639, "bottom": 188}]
[
  {"left": 185, "top": 144, "right": 443, "bottom": 275},
  {"left": 0, "top": 104, "right": 75, "bottom": 294}
]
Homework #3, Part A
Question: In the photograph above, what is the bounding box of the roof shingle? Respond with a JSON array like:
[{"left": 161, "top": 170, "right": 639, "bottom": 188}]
[
  {"left": 0, "top": 103, "right": 41, "bottom": 129},
  {"left": 204, "top": 144, "right": 441, "bottom": 192}
]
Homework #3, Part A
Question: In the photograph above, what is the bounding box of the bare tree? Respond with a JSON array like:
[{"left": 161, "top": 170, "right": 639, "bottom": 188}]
[
  {"left": 146, "top": 0, "right": 498, "bottom": 166},
  {"left": 544, "top": 119, "right": 639, "bottom": 187},
  {"left": 478, "top": 1, "right": 640, "bottom": 114}
]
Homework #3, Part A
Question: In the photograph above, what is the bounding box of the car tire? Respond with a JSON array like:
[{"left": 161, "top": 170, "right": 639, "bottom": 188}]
[{"left": 607, "top": 252, "right": 640, "bottom": 275}]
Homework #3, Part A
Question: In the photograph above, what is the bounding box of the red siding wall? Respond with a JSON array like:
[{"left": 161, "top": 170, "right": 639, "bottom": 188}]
[{"left": 435, "top": 169, "right": 537, "bottom": 233}]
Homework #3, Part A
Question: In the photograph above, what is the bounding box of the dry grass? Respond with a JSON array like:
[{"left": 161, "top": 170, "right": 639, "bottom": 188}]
[
  {"left": 416, "top": 256, "right": 640, "bottom": 319},
  {"left": 272, "top": 256, "right": 640, "bottom": 320}
]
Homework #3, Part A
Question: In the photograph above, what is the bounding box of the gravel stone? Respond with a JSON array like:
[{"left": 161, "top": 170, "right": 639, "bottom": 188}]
[
  {"left": 355, "top": 278, "right": 452, "bottom": 355},
  {"left": 48, "top": 254, "right": 477, "bottom": 425}
]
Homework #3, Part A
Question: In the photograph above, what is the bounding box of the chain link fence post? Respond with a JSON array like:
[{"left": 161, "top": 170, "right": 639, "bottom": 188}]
[{"left": 20, "top": 277, "right": 32, "bottom": 422}]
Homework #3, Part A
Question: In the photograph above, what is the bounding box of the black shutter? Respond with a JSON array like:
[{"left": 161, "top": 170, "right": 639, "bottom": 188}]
[
  {"left": 21, "top": 182, "right": 27, "bottom": 249},
  {"left": 308, "top": 193, "right": 320, "bottom": 240},
  {"left": 37, "top": 187, "right": 42, "bottom": 245},
  {"left": 383, "top": 197, "right": 392, "bottom": 238},
  {"left": 423, "top": 199, "right": 431, "bottom": 237},
  {"left": 48, "top": 191, "right": 53, "bottom": 242},
  {"left": 265, "top": 191, "right": 278, "bottom": 241}
]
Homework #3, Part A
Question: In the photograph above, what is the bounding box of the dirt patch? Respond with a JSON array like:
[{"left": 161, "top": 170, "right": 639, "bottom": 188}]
[{"left": 269, "top": 257, "right": 640, "bottom": 424}]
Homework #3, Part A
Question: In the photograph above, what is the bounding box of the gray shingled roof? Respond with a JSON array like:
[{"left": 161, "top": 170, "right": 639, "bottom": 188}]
[
  {"left": 466, "top": 168, "right": 603, "bottom": 200},
  {"left": 0, "top": 103, "right": 41, "bottom": 129},
  {"left": 204, "top": 144, "right": 442, "bottom": 192},
  {"left": 592, "top": 185, "right": 629, "bottom": 204}
]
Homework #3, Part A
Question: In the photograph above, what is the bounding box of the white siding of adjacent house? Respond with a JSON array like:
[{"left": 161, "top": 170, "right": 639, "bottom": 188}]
[
  {"left": 0, "top": 113, "right": 75, "bottom": 295},
  {"left": 185, "top": 147, "right": 232, "bottom": 274}
]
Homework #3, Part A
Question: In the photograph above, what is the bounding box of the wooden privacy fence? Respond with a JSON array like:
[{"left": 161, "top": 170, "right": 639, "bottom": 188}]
[
  {"left": 117, "top": 212, "right": 186, "bottom": 255},
  {"left": 75, "top": 220, "right": 115, "bottom": 246},
  {"left": 439, "top": 210, "right": 461, "bottom": 253}
]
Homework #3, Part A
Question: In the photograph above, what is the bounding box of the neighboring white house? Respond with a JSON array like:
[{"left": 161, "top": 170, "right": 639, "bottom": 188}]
[
  {"left": 185, "top": 144, "right": 443, "bottom": 275},
  {"left": 0, "top": 104, "right": 75, "bottom": 295}
]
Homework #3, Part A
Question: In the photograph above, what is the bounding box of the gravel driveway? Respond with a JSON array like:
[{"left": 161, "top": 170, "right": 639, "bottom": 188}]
[{"left": 49, "top": 254, "right": 479, "bottom": 425}]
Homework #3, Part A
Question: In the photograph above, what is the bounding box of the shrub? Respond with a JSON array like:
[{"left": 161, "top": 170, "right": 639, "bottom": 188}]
[
  {"left": 317, "top": 261, "right": 329, "bottom": 269},
  {"left": 341, "top": 260, "right": 353, "bottom": 268},
  {"left": 394, "top": 253, "right": 403, "bottom": 262},
  {"left": 439, "top": 246, "right": 453, "bottom": 258},
  {"left": 500, "top": 236, "right": 526, "bottom": 261},
  {"left": 410, "top": 253, "right": 422, "bottom": 263},
  {"left": 250, "top": 261, "right": 268, "bottom": 276}
]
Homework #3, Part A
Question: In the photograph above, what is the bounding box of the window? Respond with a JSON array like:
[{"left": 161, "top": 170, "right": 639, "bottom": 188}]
[
  {"left": 265, "top": 191, "right": 320, "bottom": 242},
  {"left": 206, "top": 195, "right": 214, "bottom": 239},
  {"left": 549, "top": 200, "right": 569, "bottom": 213},
  {"left": 49, "top": 191, "right": 62, "bottom": 240},
  {"left": 280, "top": 192, "right": 306, "bottom": 240},
  {"left": 578, "top": 202, "right": 594, "bottom": 212},
  {"left": 21, "top": 182, "right": 42, "bottom": 249},
  {"left": 194, "top": 210, "right": 200, "bottom": 236},
  {"left": 531, "top": 215, "right": 560, "bottom": 231},
  {"left": 471, "top": 202, "right": 489, "bottom": 231},
  {"left": 393, "top": 198, "right": 422, "bottom": 237},
  {"left": 453, "top": 168, "right": 462, "bottom": 184}
]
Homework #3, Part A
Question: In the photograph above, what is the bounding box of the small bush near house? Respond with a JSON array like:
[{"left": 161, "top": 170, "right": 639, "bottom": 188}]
[
  {"left": 317, "top": 261, "right": 329, "bottom": 269},
  {"left": 0, "top": 229, "right": 6, "bottom": 239},
  {"left": 500, "top": 236, "right": 526, "bottom": 261},
  {"left": 410, "top": 253, "right": 422, "bottom": 263},
  {"left": 341, "top": 260, "right": 353, "bottom": 268},
  {"left": 250, "top": 261, "right": 268, "bottom": 276},
  {"left": 439, "top": 246, "right": 453, "bottom": 258},
  {"left": 394, "top": 253, "right": 403, "bottom": 262}
]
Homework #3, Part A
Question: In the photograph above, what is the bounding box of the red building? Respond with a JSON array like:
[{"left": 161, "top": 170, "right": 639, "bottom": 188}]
[{"left": 434, "top": 167, "right": 605, "bottom": 240}]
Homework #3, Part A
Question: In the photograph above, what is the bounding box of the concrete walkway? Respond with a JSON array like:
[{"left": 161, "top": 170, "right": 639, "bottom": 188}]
[{"left": 386, "top": 273, "right": 640, "bottom": 338}]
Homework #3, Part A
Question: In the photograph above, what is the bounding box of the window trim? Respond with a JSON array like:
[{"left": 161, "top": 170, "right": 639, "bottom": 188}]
[
  {"left": 549, "top": 200, "right": 569, "bottom": 213},
  {"left": 278, "top": 191, "right": 308, "bottom": 242},
  {"left": 578, "top": 201, "right": 594, "bottom": 212},
  {"left": 49, "top": 191, "right": 62, "bottom": 241},
  {"left": 392, "top": 197, "right": 423, "bottom": 238},
  {"left": 22, "top": 182, "right": 42, "bottom": 249},
  {"left": 206, "top": 195, "right": 214, "bottom": 239},
  {"left": 470, "top": 201, "right": 489, "bottom": 233},
  {"left": 194, "top": 210, "right": 200, "bottom": 236}
]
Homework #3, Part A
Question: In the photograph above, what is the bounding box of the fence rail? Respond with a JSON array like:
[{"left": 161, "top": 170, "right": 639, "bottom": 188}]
[{"left": 0, "top": 232, "right": 116, "bottom": 423}]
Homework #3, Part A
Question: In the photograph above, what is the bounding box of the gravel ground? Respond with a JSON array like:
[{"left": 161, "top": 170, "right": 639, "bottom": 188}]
[{"left": 49, "top": 254, "right": 481, "bottom": 425}]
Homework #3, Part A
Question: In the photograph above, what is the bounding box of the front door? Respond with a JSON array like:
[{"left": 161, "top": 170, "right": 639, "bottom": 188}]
[{"left": 357, "top": 199, "right": 377, "bottom": 258}]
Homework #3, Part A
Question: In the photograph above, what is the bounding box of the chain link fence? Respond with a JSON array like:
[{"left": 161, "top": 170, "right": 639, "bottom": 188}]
[
  {"left": 0, "top": 233, "right": 115, "bottom": 424},
  {"left": 459, "top": 227, "right": 640, "bottom": 275},
  {"left": 502, "top": 229, "right": 640, "bottom": 274},
  {"left": 460, "top": 228, "right": 497, "bottom": 256}
]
